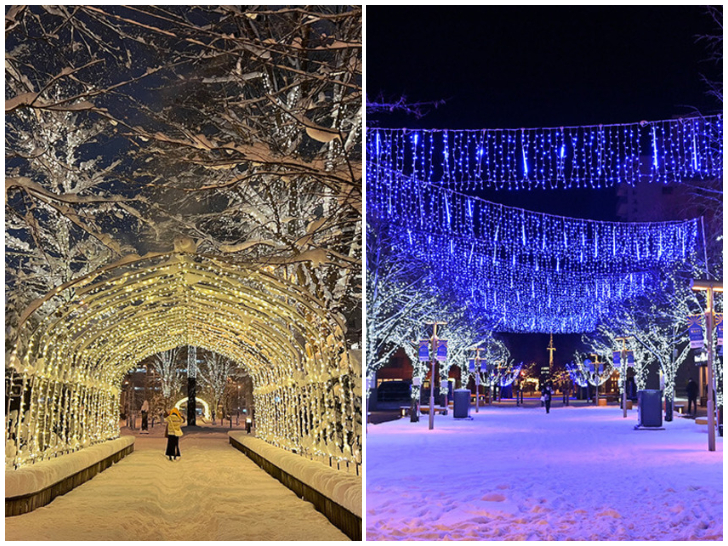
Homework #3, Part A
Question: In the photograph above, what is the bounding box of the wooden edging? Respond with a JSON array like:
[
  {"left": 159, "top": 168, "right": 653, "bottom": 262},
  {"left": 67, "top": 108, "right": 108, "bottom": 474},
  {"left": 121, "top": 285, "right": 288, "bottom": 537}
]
[
  {"left": 5, "top": 443, "right": 134, "bottom": 517},
  {"left": 229, "top": 436, "right": 361, "bottom": 541}
]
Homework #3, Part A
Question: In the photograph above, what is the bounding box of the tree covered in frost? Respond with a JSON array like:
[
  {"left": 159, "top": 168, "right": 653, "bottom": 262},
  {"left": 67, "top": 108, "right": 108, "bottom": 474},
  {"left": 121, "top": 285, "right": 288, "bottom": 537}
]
[
  {"left": 148, "top": 348, "right": 185, "bottom": 409},
  {"left": 6, "top": 6, "right": 362, "bottom": 348},
  {"left": 197, "top": 352, "right": 241, "bottom": 417}
]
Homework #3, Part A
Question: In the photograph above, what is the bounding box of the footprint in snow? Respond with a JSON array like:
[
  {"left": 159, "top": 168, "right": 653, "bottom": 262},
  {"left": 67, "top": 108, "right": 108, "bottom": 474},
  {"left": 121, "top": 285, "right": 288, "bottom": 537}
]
[{"left": 481, "top": 493, "right": 506, "bottom": 502}]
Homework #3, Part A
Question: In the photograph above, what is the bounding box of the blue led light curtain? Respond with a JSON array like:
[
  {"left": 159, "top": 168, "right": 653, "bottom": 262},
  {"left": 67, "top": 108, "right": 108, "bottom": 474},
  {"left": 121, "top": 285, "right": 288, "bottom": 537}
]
[
  {"left": 368, "top": 115, "right": 722, "bottom": 190},
  {"left": 370, "top": 174, "right": 698, "bottom": 333}
]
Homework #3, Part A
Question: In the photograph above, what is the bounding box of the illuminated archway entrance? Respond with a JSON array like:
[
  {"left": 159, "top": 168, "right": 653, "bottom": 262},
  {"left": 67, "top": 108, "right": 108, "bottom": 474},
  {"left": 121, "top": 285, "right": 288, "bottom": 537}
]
[
  {"left": 174, "top": 396, "right": 211, "bottom": 420},
  {"left": 6, "top": 253, "right": 361, "bottom": 469}
]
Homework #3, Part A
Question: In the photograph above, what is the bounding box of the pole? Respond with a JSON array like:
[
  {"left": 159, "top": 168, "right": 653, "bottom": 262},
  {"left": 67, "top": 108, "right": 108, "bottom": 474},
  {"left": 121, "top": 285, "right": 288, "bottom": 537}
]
[
  {"left": 475, "top": 366, "right": 480, "bottom": 413},
  {"left": 706, "top": 287, "right": 716, "bottom": 452},
  {"left": 428, "top": 358, "right": 436, "bottom": 430},
  {"left": 622, "top": 350, "right": 627, "bottom": 419},
  {"left": 428, "top": 324, "right": 438, "bottom": 430}
]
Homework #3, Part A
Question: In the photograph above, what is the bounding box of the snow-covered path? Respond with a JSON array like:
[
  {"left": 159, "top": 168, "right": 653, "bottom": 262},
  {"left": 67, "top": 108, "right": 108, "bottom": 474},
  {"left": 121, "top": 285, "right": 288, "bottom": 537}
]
[
  {"left": 366, "top": 405, "right": 722, "bottom": 541},
  {"left": 6, "top": 429, "right": 348, "bottom": 541}
]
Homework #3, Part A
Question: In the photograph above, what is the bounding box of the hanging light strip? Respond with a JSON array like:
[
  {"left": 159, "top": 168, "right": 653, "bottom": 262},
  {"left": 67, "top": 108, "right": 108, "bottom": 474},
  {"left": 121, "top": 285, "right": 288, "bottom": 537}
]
[
  {"left": 367, "top": 115, "right": 722, "bottom": 190},
  {"left": 389, "top": 227, "right": 664, "bottom": 333},
  {"left": 368, "top": 165, "right": 699, "bottom": 277}
]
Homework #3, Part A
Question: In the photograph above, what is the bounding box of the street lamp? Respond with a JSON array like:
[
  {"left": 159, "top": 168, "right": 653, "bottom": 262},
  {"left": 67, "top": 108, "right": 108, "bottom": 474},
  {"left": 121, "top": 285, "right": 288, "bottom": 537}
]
[
  {"left": 421, "top": 321, "right": 447, "bottom": 430},
  {"left": 469, "top": 347, "right": 486, "bottom": 413},
  {"left": 690, "top": 279, "right": 723, "bottom": 452},
  {"left": 588, "top": 354, "right": 603, "bottom": 406},
  {"left": 614, "top": 336, "right": 633, "bottom": 418}
]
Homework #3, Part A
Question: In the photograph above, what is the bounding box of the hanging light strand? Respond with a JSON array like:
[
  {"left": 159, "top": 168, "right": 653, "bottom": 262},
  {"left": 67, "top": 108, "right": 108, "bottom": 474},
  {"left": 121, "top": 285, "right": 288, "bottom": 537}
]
[{"left": 368, "top": 115, "right": 722, "bottom": 190}]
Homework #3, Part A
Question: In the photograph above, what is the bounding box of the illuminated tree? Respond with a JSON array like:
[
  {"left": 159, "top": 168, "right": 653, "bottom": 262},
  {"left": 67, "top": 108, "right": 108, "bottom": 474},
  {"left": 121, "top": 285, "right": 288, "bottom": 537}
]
[
  {"left": 197, "top": 352, "right": 239, "bottom": 417},
  {"left": 149, "top": 348, "right": 184, "bottom": 409}
]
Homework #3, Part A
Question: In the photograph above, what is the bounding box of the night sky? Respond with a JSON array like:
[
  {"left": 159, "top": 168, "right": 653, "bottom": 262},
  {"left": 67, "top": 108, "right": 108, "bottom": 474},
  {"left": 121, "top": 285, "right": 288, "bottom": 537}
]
[{"left": 367, "top": 5, "right": 722, "bottom": 366}]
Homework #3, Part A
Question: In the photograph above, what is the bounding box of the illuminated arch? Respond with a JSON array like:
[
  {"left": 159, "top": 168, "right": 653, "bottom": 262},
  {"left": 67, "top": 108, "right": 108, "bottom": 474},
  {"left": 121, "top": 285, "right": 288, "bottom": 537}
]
[
  {"left": 7, "top": 253, "right": 361, "bottom": 469},
  {"left": 174, "top": 397, "right": 211, "bottom": 420}
]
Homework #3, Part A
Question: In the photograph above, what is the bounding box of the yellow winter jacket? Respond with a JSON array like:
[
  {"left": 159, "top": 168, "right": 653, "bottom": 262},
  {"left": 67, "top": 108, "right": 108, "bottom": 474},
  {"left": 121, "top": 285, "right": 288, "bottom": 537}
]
[{"left": 165, "top": 414, "right": 184, "bottom": 437}]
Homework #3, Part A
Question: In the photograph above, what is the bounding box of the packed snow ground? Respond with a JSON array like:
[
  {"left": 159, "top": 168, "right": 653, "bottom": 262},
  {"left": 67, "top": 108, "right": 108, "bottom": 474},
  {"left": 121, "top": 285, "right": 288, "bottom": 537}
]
[
  {"left": 366, "top": 404, "right": 722, "bottom": 541},
  {"left": 6, "top": 427, "right": 348, "bottom": 541}
]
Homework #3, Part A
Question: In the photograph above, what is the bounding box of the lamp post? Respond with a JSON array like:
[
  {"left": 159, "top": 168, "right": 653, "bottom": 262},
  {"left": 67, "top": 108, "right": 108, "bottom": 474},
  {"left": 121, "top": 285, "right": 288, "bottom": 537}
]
[
  {"left": 469, "top": 347, "right": 486, "bottom": 413},
  {"left": 615, "top": 336, "right": 632, "bottom": 418},
  {"left": 690, "top": 279, "right": 723, "bottom": 452},
  {"left": 424, "top": 321, "right": 446, "bottom": 431},
  {"left": 589, "top": 354, "right": 602, "bottom": 406}
]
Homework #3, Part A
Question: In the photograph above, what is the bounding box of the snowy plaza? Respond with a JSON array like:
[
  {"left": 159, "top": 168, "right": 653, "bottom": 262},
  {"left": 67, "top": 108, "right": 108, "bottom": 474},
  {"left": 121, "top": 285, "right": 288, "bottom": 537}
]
[
  {"left": 365, "top": 6, "right": 723, "bottom": 543},
  {"left": 366, "top": 405, "right": 722, "bottom": 541}
]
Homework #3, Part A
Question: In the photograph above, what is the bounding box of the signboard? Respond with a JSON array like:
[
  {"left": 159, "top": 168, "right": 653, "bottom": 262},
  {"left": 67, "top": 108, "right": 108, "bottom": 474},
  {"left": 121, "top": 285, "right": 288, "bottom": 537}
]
[
  {"left": 436, "top": 339, "right": 448, "bottom": 361},
  {"left": 716, "top": 313, "right": 723, "bottom": 347},
  {"left": 418, "top": 340, "right": 430, "bottom": 361},
  {"left": 468, "top": 359, "right": 476, "bottom": 372},
  {"left": 688, "top": 315, "right": 704, "bottom": 349},
  {"left": 626, "top": 351, "right": 634, "bottom": 367},
  {"left": 584, "top": 358, "right": 593, "bottom": 373},
  {"left": 613, "top": 351, "right": 621, "bottom": 368},
  {"left": 412, "top": 377, "right": 422, "bottom": 387}
]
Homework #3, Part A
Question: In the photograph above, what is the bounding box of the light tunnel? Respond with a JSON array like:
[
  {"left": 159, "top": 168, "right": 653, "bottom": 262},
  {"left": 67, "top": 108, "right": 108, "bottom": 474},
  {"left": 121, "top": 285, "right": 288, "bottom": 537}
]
[{"left": 6, "top": 253, "right": 361, "bottom": 469}]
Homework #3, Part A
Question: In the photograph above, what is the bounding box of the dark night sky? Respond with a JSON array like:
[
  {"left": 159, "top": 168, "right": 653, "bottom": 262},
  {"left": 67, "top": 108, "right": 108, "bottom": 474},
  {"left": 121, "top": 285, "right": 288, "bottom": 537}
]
[
  {"left": 367, "top": 5, "right": 722, "bottom": 365},
  {"left": 367, "top": 5, "right": 720, "bottom": 129}
]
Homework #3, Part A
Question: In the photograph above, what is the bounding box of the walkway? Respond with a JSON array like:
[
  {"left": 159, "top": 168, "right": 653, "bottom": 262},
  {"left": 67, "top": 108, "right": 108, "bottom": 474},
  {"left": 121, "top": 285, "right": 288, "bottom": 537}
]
[{"left": 6, "top": 428, "right": 348, "bottom": 541}]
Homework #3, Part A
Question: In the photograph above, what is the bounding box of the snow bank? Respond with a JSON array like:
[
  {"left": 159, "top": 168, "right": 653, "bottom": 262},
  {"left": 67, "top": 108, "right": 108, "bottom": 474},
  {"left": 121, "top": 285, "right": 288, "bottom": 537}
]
[
  {"left": 367, "top": 406, "right": 722, "bottom": 541},
  {"left": 6, "top": 436, "right": 134, "bottom": 499},
  {"left": 229, "top": 432, "right": 361, "bottom": 517}
]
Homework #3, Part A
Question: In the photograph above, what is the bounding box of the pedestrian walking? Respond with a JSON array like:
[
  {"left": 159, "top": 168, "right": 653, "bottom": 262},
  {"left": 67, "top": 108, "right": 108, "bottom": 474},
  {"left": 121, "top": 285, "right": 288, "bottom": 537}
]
[
  {"left": 686, "top": 378, "right": 699, "bottom": 416},
  {"left": 164, "top": 407, "right": 185, "bottom": 461},
  {"left": 563, "top": 380, "right": 572, "bottom": 406},
  {"left": 140, "top": 400, "right": 149, "bottom": 433},
  {"left": 542, "top": 381, "right": 553, "bottom": 414}
]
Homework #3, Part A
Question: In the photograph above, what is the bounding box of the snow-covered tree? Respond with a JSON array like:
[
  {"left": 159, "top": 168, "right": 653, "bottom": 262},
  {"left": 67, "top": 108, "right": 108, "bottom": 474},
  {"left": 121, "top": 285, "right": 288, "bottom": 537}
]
[
  {"left": 197, "top": 352, "right": 239, "bottom": 417},
  {"left": 149, "top": 348, "right": 184, "bottom": 409}
]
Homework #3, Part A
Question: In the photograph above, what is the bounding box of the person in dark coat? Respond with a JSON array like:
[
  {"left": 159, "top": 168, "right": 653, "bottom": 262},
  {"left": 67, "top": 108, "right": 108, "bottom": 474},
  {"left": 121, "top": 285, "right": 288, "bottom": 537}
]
[
  {"left": 140, "top": 400, "right": 149, "bottom": 433},
  {"left": 562, "top": 379, "right": 572, "bottom": 406},
  {"left": 542, "top": 381, "right": 553, "bottom": 414},
  {"left": 686, "top": 378, "right": 699, "bottom": 416}
]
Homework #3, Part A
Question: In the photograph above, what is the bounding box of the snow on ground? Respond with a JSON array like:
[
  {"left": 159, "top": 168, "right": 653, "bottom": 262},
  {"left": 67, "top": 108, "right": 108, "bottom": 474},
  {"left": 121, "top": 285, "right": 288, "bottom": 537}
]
[
  {"left": 366, "top": 404, "right": 722, "bottom": 541},
  {"left": 5, "top": 427, "right": 348, "bottom": 541}
]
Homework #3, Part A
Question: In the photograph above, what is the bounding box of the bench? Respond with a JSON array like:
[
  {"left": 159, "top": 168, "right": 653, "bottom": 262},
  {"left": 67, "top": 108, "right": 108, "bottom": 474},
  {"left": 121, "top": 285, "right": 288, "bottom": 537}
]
[
  {"left": 695, "top": 417, "right": 708, "bottom": 425},
  {"left": 418, "top": 405, "right": 447, "bottom": 415}
]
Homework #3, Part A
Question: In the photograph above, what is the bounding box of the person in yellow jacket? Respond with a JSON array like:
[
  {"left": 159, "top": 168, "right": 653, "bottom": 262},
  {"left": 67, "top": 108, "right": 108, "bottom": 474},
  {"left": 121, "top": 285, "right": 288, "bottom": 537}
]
[{"left": 165, "top": 408, "right": 185, "bottom": 460}]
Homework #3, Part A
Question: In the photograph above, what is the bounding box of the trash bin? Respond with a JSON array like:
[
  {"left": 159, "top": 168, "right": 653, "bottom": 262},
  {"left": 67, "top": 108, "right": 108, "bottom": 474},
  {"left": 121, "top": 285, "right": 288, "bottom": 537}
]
[
  {"left": 453, "top": 389, "right": 471, "bottom": 419},
  {"left": 246, "top": 418, "right": 252, "bottom": 433},
  {"left": 637, "top": 389, "right": 662, "bottom": 427}
]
